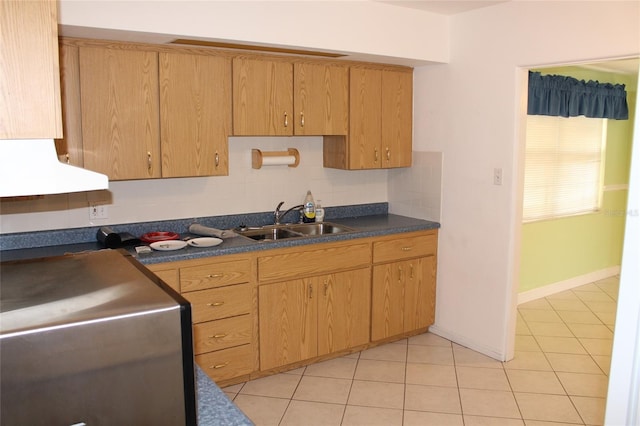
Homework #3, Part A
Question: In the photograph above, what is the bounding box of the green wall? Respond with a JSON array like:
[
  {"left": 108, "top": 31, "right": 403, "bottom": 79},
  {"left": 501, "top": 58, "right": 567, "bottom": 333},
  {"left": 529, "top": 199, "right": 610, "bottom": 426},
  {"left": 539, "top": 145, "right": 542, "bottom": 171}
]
[{"left": 519, "top": 66, "right": 636, "bottom": 293}]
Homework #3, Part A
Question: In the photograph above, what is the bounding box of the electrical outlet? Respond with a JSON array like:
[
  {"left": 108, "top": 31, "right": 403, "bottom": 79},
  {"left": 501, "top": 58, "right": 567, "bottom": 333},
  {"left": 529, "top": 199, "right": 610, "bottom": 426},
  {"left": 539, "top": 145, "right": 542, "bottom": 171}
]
[
  {"left": 493, "top": 168, "right": 503, "bottom": 186},
  {"left": 89, "top": 204, "right": 108, "bottom": 220}
]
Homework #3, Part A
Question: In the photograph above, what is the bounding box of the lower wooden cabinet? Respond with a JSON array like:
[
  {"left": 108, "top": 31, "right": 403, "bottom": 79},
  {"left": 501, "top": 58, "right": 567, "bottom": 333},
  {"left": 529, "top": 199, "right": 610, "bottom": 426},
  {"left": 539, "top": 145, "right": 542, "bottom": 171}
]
[
  {"left": 371, "top": 231, "right": 438, "bottom": 341},
  {"left": 259, "top": 268, "right": 370, "bottom": 371},
  {"left": 147, "top": 254, "right": 256, "bottom": 384},
  {"left": 147, "top": 229, "right": 437, "bottom": 383},
  {"left": 371, "top": 256, "right": 436, "bottom": 341}
]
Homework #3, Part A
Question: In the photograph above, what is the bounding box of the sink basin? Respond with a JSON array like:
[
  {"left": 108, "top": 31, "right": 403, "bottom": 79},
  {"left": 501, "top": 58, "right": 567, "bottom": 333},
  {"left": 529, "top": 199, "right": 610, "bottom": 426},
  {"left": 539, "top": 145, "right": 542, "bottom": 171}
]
[
  {"left": 239, "top": 227, "right": 302, "bottom": 242},
  {"left": 237, "top": 222, "right": 356, "bottom": 242},
  {"left": 287, "top": 223, "right": 355, "bottom": 236}
]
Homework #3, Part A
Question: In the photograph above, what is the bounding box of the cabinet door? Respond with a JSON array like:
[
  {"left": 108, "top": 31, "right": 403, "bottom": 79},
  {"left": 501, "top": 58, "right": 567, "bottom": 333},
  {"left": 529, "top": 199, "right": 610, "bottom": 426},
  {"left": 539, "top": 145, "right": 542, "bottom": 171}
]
[
  {"left": 294, "top": 63, "right": 348, "bottom": 136},
  {"left": 381, "top": 69, "right": 412, "bottom": 168},
  {"left": 79, "top": 46, "right": 160, "bottom": 180},
  {"left": 0, "top": 0, "right": 62, "bottom": 138},
  {"left": 317, "top": 268, "right": 371, "bottom": 356},
  {"left": 348, "top": 68, "right": 382, "bottom": 169},
  {"left": 259, "top": 278, "right": 317, "bottom": 370},
  {"left": 371, "top": 261, "right": 405, "bottom": 341},
  {"left": 159, "top": 52, "right": 231, "bottom": 177},
  {"left": 233, "top": 57, "right": 293, "bottom": 136},
  {"left": 56, "top": 43, "right": 83, "bottom": 167},
  {"left": 404, "top": 256, "right": 437, "bottom": 332}
]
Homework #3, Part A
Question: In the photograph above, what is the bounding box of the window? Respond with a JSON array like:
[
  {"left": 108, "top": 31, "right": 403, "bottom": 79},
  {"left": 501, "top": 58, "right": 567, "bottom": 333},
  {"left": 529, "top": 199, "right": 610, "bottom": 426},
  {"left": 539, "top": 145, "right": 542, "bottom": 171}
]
[{"left": 523, "top": 115, "right": 607, "bottom": 222}]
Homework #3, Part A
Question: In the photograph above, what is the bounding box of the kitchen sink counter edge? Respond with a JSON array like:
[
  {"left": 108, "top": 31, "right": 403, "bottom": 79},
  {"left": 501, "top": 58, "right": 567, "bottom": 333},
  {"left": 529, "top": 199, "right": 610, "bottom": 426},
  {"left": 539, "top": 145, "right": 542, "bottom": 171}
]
[
  {"left": 0, "top": 203, "right": 440, "bottom": 264},
  {"left": 0, "top": 213, "right": 439, "bottom": 265}
]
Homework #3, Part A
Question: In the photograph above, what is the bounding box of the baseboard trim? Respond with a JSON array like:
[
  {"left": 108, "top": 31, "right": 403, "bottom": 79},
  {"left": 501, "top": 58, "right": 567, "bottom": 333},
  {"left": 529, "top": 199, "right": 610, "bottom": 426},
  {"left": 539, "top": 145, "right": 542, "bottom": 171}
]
[
  {"left": 517, "top": 266, "right": 621, "bottom": 305},
  {"left": 428, "top": 325, "right": 507, "bottom": 361}
]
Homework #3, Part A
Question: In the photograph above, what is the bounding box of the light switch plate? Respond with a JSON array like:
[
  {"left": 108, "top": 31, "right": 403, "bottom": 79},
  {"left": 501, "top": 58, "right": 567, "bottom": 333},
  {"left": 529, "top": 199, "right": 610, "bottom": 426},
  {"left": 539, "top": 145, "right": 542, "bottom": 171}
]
[{"left": 89, "top": 204, "right": 108, "bottom": 220}]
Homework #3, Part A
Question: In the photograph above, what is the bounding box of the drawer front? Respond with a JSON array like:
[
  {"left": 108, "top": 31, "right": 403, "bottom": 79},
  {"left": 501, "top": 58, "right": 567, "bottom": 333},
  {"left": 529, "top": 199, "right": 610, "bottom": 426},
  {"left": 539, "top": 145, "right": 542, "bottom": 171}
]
[
  {"left": 258, "top": 242, "right": 370, "bottom": 281},
  {"left": 183, "top": 284, "right": 251, "bottom": 323},
  {"left": 181, "top": 259, "right": 251, "bottom": 292},
  {"left": 196, "top": 344, "right": 253, "bottom": 382},
  {"left": 193, "top": 314, "right": 252, "bottom": 355},
  {"left": 373, "top": 232, "right": 437, "bottom": 263}
]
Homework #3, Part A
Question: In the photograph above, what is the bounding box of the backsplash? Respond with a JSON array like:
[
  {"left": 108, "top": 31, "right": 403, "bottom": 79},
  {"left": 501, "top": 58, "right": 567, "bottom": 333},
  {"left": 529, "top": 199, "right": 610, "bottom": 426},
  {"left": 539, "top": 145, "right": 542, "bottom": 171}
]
[
  {"left": 0, "top": 137, "right": 388, "bottom": 234},
  {"left": 388, "top": 151, "right": 443, "bottom": 222}
]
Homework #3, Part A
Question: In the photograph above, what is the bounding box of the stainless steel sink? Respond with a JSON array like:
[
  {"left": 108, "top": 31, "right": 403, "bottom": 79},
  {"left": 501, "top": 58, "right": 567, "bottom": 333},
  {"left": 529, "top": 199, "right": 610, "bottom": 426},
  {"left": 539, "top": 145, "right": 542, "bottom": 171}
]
[
  {"left": 237, "top": 222, "right": 355, "bottom": 242},
  {"left": 287, "top": 223, "right": 355, "bottom": 236}
]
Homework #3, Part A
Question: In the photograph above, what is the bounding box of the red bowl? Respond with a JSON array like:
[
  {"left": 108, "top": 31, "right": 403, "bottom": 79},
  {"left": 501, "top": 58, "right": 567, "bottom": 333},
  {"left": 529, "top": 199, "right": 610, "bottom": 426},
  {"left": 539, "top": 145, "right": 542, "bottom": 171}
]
[{"left": 140, "top": 231, "right": 180, "bottom": 244}]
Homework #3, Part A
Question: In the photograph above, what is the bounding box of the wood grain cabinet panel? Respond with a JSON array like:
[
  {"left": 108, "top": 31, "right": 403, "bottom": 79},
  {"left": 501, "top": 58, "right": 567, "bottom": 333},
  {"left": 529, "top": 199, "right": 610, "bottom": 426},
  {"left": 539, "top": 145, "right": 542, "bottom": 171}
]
[
  {"left": 55, "top": 43, "right": 83, "bottom": 167},
  {"left": 324, "top": 66, "right": 413, "bottom": 170},
  {"left": 259, "top": 278, "right": 318, "bottom": 371},
  {"left": 232, "top": 57, "right": 293, "bottom": 136},
  {"left": 1, "top": 0, "right": 62, "bottom": 139},
  {"left": 180, "top": 259, "right": 251, "bottom": 293},
  {"left": 196, "top": 344, "right": 253, "bottom": 383},
  {"left": 294, "top": 62, "right": 348, "bottom": 136},
  {"left": 159, "top": 52, "right": 231, "bottom": 177},
  {"left": 317, "top": 268, "right": 370, "bottom": 356},
  {"left": 193, "top": 314, "right": 252, "bottom": 355},
  {"left": 183, "top": 283, "right": 251, "bottom": 324},
  {"left": 371, "top": 231, "right": 437, "bottom": 341},
  {"left": 79, "top": 46, "right": 161, "bottom": 180}
]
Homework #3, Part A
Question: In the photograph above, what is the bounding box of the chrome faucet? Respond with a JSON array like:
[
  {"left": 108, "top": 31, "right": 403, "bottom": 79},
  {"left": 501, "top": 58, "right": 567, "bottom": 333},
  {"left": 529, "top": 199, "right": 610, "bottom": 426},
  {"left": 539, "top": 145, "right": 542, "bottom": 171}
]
[{"left": 274, "top": 201, "right": 303, "bottom": 225}]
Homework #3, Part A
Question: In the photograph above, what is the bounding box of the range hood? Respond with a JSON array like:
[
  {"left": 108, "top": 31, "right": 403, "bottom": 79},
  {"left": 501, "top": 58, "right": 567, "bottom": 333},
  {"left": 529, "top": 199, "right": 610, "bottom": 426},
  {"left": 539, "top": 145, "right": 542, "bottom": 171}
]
[{"left": 0, "top": 139, "right": 109, "bottom": 197}]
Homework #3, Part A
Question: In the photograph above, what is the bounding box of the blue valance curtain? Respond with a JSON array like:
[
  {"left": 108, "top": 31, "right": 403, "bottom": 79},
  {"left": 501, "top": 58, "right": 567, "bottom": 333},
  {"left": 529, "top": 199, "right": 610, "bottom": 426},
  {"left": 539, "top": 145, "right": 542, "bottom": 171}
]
[{"left": 528, "top": 71, "right": 629, "bottom": 120}]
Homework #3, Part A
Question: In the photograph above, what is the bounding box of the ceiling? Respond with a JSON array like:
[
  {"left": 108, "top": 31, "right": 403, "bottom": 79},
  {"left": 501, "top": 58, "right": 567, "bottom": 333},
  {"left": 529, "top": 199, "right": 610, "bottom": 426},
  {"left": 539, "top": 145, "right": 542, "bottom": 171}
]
[{"left": 376, "top": 0, "right": 509, "bottom": 15}]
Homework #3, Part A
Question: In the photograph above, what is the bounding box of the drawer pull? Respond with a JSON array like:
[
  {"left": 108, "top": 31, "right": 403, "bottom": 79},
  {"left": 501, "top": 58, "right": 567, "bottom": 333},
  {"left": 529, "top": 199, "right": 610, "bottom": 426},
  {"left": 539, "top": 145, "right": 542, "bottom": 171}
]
[
  {"left": 210, "top": 362, "right": 229, "bottom": 369},
  {"left": 209, "top": 333, "right": 227, "bottom": 339},
  {"left": 401, "top": 247, "right": 412, "bottom": 251},
  {"left": 207, "top": 273, "right": 224, "bottom": 279},
  {"left": 207, "top": 301, "right": 225, "bottom": 307}
]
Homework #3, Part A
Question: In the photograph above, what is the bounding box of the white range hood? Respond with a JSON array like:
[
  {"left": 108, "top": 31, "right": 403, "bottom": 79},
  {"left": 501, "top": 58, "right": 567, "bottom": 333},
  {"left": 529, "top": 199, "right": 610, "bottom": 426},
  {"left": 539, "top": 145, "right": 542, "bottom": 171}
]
[{"left": 0, "top": 139, "right": 109, "bottom": 197}]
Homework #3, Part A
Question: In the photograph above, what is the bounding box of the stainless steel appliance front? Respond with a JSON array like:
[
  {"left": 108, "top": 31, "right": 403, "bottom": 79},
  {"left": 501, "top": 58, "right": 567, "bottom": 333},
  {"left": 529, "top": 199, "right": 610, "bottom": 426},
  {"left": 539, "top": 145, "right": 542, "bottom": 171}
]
[{"left": 0, "top": 250, "right": 196, "bottom": 425}]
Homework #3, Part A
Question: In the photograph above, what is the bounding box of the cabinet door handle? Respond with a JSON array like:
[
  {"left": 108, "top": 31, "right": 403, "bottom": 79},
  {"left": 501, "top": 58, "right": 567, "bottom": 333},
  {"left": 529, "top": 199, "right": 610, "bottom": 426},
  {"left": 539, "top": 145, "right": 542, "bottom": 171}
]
[
  {"left": 300, "top": 112, "right": 305, "bottom": 127},
  {"left": 147, "top": 151, "right": 153, "bottom": 175},
  {"left": 207, "top": 273, "right": 224, "bottom": 279},
  {"left": 214, "top": 151, "right": 220, "bottom": 168},
  {"left": 324, "top": 280, "right": 328, "bottom": 296},
  {"left": 309, "top": 283, "right": 313, "bottom": 299},
  {"left": 374, "top": 148, "right": 379, "bottom": 163},
  {"left": 65, "top": 153, "right": 70, "bottom": 164},
  {"left": 207, "top": 301, "right": 225, "bottom": 307},
  {"left": 208, "top": 333, "right": 227, "bottom": 339},
  {"left": 284, "top": 112, "right": 289, "bottom": 127},
  {"left": 401, "top": 247, "right": 412, "bottom": 251},
  {"left": 210, "top": 362, "right": 229, "bottom": 369},
  {"left": 398, "top": 266, "right": 403, "bottom": 282},
  {"left": 410, "top": 264, "right": 414, "bottom": 279},
  {"left": 386, "top": 147, "right": 391, "bottom": 161}
]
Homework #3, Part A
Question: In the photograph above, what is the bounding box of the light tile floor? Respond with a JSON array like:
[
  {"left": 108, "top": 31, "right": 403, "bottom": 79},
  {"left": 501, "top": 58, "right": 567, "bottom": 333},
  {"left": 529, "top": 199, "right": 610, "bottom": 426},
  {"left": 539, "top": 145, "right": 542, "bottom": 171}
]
[{"left": 223, "top": 276, "right": 618, "bottom": 425}]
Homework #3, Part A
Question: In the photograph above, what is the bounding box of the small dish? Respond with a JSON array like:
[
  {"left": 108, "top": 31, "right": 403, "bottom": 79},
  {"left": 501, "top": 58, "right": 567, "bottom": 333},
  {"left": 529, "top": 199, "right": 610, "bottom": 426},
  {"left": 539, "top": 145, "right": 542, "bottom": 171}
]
[
  {"left": 150, "top": 240, "right": 187, "bottom": 251},
  {"left": 187, "top": 237, "right": 223, "bottom": 248},
  {"left": 141, "top": 231, "right": 180, "bottom": 243}
]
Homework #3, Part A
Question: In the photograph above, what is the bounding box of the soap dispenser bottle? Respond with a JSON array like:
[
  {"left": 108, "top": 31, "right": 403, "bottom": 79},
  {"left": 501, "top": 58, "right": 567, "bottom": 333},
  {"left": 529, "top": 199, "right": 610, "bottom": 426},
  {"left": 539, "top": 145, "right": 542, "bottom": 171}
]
[{"left": 302, "top": 190, "right": 316, "bottom": 223}]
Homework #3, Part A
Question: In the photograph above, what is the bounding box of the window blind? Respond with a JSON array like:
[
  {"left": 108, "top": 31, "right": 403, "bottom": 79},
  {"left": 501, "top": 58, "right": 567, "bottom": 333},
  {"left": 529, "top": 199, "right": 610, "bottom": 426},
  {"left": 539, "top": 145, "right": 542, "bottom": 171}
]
[{"left": 523, "top": 115, "right": 606, "bottom": 222}]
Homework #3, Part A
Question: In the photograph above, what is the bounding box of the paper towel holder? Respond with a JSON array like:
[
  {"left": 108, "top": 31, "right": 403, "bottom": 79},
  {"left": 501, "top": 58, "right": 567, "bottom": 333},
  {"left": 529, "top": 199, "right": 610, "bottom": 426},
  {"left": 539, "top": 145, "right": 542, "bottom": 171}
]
[{"left": 252, "top": 148, "right": 300, "bottom": 169}]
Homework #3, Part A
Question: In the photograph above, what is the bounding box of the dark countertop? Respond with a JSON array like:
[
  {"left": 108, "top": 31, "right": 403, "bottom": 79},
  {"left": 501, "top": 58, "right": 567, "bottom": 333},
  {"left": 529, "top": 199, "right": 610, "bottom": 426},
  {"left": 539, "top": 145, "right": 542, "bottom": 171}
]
[
  {"left": 196, "top": 366, "right": 253, "bottom": 426},
  {"left": 0, "top": 211, "right": 439, "bottom": 265}
]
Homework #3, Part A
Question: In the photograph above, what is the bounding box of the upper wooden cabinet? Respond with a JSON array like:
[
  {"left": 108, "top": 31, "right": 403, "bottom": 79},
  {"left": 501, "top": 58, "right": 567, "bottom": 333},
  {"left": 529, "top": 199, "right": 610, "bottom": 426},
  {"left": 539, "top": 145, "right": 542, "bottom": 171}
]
[
  {"left": 63, "top": 40, "right": 232, "bottom": 180},
  {"left": 232, "top": 57, "right": 348, "bottom": 136},
  {"left": 159, "top": 52, "right": 231, "bottom": 177},
  {"left": 294, "top": 62, "right": 349, "bottom": 136},
  {"left": 323, "top": 66, "right": 413, "bottom": 170},
  {"left": 79, "top": 46, "right": 161, "bottom": 180},
  {"left": 233, "top": 57, "right": 294, "bottom": 136},
  {"left": 1, "top": 0, "right": 62, "bottom": 139}
]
